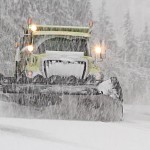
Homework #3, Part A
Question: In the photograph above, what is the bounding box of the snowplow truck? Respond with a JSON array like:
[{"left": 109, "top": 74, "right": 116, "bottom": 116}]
[{"left": 0, "top": 23, "right": 123, "bottom": 121}]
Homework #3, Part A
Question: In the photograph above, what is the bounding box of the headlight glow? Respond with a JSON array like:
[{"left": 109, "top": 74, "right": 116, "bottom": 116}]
[
  {"left": 27, "top": 45, "right": 34, "bottom": 52},
  {"left": 30, "top": 24, "right": 37, "bottom": 32},
  {"left": 27, "top": 71, "right": 33, "bottom": 78},
  {"left": 95, "top": 47, "right": 101, "bottom": 54}
]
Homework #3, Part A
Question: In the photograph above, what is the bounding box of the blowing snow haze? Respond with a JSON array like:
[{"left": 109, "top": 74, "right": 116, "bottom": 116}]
[
  {"left": 0, "top": 0, "right": 149, "bottom": 105},
  {"left": 0, "top": 2, "right": 150, "bottom": 150},
  {"left": 91, "top": 0, "right": 150, "bottom": 45},
  {"left": 91, "top": 0, "right": 150, "bottom": 30}
]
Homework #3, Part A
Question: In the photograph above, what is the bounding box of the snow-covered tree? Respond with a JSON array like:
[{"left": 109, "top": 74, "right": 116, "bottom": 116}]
[
  {"left": 97, "top": 0, "right": 116, "bottom": 50},
  {"left": 75, "top": 0, "right": 92, "bottom": 26},
  {"left": 138, "top": 23, "right": 150, "bottom": 68},
  {"left": 123, "top": 11, "right": 138, "bottom": 63},
  {"left": 93, "top": 0, "right": 119, "bottom": 79}
]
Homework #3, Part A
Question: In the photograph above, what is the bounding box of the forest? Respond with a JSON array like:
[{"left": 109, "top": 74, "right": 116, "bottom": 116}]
[{"left": 0, "top": 0, "right": 149, "bottom": 104}]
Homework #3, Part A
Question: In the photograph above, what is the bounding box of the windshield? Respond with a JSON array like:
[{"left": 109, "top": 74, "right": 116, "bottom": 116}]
[{"left": 33, "top": 36, "right": 88, "bottom": 55}]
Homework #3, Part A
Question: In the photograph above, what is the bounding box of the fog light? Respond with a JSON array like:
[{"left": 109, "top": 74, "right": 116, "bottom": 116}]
[{"left": 27, "top": 71, "right": 33, "bottom": 78}]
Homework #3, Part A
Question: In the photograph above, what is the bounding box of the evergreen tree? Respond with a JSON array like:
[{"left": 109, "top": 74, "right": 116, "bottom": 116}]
[
  {"left": 93, "top": 1, "right": 119, "bottom": 79},
  {"left": 96, "top": 0, "right": 117, "bottom": 56},
  {"left": 98, "top": 1, "right": 114, "bottom": 42},
  {"left": 92, "top": 0, "right": 117, "bottom": 65},
  {"left": 67, "top": 0, "right": 78, "bottom": 25},
  {"left": 50, "top": 0, "right": 70, "bottom": 25},
  {"left": 138, "top": 23, "right": 150, "bottom": 67},
  {"left": 123, "top": 11, "right": 137, "bottom": 63},
  {"left": 75, "top": 0, "right": 92, "bottom": 26}
]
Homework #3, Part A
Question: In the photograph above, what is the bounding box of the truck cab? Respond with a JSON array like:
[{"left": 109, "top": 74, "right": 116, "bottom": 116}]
[{"left": 16, "top": 24, "right": 102, "bottom": 84}]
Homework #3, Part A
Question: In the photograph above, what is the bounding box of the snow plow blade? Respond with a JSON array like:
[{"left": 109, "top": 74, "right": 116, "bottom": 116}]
[{"left": 0, "top": 84, "right": 123, "bottom": 122}]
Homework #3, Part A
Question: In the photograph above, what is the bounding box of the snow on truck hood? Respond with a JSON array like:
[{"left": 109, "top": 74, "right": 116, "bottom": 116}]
[
  {"left": 41, "top": 51, "right": 88, "bottom": 79},
  {"left": 45, "top": 51, "right": 85, "bottom": 61}
]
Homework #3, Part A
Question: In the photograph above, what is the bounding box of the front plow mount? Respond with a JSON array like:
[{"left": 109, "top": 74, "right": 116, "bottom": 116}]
[{"left": 0, "top": 84, "right": 123, "bottom": 122}]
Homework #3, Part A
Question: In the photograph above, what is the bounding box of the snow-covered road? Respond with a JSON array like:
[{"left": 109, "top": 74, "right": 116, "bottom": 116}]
[{"left": 0, "top": 103, "right": 150, "bottom": 150}]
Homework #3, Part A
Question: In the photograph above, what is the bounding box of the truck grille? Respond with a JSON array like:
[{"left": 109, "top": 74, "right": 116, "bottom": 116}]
[{"left": 44, "top": 60, "right": 86, "bottom": 79}]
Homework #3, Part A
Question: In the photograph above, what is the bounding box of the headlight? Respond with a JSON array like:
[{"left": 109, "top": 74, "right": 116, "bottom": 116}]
[
  {"left": 30, "top": 24, "right": 37, "bottom": 32},
  {"left": 27, "top": 71, "right": 33, "bottom": 78},
  {"left": 27, "top": 45, "right": 34, "bottom": 52},
  {"left": 95, "top": 46, "right": 101, "bottom": 54}
]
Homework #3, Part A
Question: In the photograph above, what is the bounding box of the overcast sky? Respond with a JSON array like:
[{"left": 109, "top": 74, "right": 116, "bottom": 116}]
[{"left": 91, "top": 0, "right": 150, "bottom": 44}]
